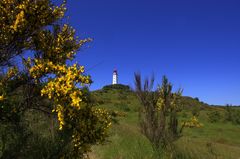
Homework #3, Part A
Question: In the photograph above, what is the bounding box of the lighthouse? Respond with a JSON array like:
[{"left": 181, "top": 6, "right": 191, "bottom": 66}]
[{"left": 112, "top": 69, "right": 118, "bottom": 85}]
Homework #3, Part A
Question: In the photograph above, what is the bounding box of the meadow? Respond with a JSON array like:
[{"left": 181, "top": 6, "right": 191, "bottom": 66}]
[{"left": 91, "top": 85, "right": 240, "bottom": 159}]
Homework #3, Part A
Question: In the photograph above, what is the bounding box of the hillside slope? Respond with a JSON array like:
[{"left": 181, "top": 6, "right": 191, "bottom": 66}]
[
  {"left": 90, "top": 84, "right": 240, "bottom": 159},
  {"left": 92, "top": 84, "right": 213, "bottom": 112}
]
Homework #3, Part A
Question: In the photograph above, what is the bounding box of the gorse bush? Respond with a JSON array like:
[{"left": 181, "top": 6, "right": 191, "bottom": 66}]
[
  {"left": 134, "top": 74, "right": 202, "bottom": 157},
  {"left": 0, "top": 0, "right": 111, "bottom": 158}
]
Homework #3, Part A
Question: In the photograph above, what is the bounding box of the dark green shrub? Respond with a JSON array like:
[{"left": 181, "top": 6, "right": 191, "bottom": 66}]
[
  {"left": 207, "top": 111, "right": 221, "bottom": 123},
  {"left": 102, "top": 84, "right": 131, "bottom": 92},
  {"left": 224, "top": 105, "right": 240, "bottom": 125},
  {"left": 194, "top": 97, "right": 199, "bottom": 102},
  {"left": 191, "top": 106, "right": 200, "bottom": 117}
]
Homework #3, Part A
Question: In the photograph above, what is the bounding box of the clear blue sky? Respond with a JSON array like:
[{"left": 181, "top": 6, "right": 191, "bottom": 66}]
[{"left": 65, "top": 0, "right": 240, "bottom": 105}]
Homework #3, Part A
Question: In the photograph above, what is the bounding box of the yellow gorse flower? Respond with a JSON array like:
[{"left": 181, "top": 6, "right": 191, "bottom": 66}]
[
  {"left": 0, "top": 95, "right": 4, "bottom": 101},
  {"left": 30, "top": 58, "right": 94, "bottom": 130},
  {"left": 181, "top": 116, "right": 203, "bottom": 128},
  {"left": 12, "top": 10, "right": 25, "bottom": 31}
]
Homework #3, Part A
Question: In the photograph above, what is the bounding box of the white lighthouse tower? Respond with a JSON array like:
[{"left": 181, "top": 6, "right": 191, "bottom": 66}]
[{"left": 112, "top": 69, "right": 118, "bottom": 85}]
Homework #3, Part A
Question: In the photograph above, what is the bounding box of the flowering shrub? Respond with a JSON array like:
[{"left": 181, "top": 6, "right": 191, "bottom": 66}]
[
  {"left": 181, "top": 116, "right": 203, "bottom": 128},
  {"left": 28, "top": 56, "right": 111, "bottom": 156},
  {"left": 135, "top": 74, "right": 202, "bottom": 153},
  {"left": 0, "top": 0, "right": 111, "bottom": 158}
]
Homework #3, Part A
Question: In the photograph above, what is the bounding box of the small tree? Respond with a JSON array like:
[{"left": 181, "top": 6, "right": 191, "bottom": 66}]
[
  {"left": 134, "top": 73, "right": 202, "bottom": 155},
  {"left": 134, "top": 74, "right": 180, "bottom": 149}
]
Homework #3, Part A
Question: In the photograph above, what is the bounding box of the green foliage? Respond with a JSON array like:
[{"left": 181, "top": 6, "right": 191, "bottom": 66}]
[
  {"left": 0, "top": 0, "right": 111, "bottom": 158},
  {"left": 180, "top": 96, "right": 207, "bottom": 110},
  {"left": 224, "top": 106, "right": 240, "bottom": 125},
  {"left": 207, "top": 111, "right": 221, "bottom": 123},
  {"left": 0, "top": 0, "right": 68, "bottom": 66},
  {"left": 102, "top": 84, "right": 131, "bottom": 92},
  {"left": 191, "top": 106, "right": 201, "bottom": 117},
  {"left": 134, "top": 74, "right": 184, "bottom": 151},
  {"left": 194, "top": 97, "right": 200, "bottom": 102},
  {"left": 0, "top": 110, "right": 59, "bottom": 159}
]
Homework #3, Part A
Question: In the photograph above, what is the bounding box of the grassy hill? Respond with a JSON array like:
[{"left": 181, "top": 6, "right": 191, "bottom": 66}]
[
  {"left": 90, "top": 84, "right": 240, "bottom": 159},
  {"left": 92, "top": 84, "right": 224, "bottom": 114}
]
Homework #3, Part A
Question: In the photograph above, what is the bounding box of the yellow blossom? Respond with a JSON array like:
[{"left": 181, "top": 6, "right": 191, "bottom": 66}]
[
  {"left": 12, "top": 10, "right": 25, "bottom": 31},
  {"left": 0, "top": 95, "right": 4, "bottom": 101}
]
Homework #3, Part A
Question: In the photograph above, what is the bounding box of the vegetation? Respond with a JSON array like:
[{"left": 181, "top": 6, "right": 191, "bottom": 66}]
[
  {"left": 91, "top": 85, "right": 240, "bottom": 159},
  {"left": 135, "top": 74, "right": 186, "bottom": 151},
  {"left": 0, "top": 1, "right": 239, "bottom": 159},
  {"left": 207, "top": 111, "right": 222, "bottom": 123},
  {"left": 224, "top": 105, "right": 240, "bottom": 125},
  {"left": 134, "top": 74, "right": 202, "bottom": 157},
  {"left": 102, "top": 84, "right": 131, "bottom": 92},
  {"left": 0, "top": 0, "right": 110, "bottom": 158}
]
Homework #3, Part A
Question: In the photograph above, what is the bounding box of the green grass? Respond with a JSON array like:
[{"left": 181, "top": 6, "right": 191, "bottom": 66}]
[{"left": 91, "top": 86, "right": 240, "bottom": 159}]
